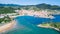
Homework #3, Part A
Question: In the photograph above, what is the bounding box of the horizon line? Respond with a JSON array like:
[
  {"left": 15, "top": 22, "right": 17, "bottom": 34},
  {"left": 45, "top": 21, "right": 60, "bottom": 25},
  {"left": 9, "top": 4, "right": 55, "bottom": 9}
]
[{"left": 0, "top": 3, "right": 60, "bottom": 6}]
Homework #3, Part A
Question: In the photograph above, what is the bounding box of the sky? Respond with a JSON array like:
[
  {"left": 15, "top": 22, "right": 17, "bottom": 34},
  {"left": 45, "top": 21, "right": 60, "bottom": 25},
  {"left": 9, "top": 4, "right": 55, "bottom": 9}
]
[{"left": 0, "top": 0, "right": 60, "bottom": 6}]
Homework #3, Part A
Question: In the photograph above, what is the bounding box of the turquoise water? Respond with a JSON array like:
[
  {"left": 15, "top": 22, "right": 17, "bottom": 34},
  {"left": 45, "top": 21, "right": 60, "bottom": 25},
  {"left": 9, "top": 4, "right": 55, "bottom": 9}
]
[{"left": 3, "top": 16, "right": 60, "bottom": 34}]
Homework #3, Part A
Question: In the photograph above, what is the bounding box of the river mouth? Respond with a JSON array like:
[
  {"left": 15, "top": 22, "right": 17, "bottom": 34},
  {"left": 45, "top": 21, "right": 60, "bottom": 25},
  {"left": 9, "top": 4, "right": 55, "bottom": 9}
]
[{"left": 2, "top": 15, "right": 60, "bottom": 34}]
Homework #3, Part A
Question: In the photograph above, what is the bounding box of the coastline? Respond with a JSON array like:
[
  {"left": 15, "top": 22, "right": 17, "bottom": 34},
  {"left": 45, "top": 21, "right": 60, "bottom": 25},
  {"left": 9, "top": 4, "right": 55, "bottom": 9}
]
[
  {"left": 37, "top": 24, "right": 60, "bottom": 32},
  {"left": 17, "top": 10, "right": 55, "bottom": 19},
  {"left": 0, "top": 20, "right": 16, "bottom": 32},
  {"left": 0, "top": 10, "right": 58, "bottom": 33}
]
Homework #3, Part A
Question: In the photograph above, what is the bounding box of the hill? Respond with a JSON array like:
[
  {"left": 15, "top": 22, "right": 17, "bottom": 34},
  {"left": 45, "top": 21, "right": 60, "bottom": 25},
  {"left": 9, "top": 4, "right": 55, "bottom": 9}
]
[
  {"left": 0, "top": 3, "right": 60, "bottom": 10},
  {"left": 0, "top": 3, "right": 60, "bottom": 14}
]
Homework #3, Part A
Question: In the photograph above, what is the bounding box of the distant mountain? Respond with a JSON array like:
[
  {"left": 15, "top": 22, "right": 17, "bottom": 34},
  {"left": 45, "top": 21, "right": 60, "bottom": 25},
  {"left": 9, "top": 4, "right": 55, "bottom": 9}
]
[
  {"left": 0, "top": 3, "right": 60, "bottom": 10},
  {"left": 36, "top": 3, "right": 60, "bottom": 10},
  {"left": 0, "top": 4, "right": 20, "bottom": 7}
]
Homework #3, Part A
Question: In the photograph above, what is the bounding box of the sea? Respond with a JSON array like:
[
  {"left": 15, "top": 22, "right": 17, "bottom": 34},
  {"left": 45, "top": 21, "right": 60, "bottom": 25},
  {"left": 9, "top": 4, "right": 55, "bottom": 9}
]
[{"left": 2, "top": 15, "right": 60, "bottom": 34}]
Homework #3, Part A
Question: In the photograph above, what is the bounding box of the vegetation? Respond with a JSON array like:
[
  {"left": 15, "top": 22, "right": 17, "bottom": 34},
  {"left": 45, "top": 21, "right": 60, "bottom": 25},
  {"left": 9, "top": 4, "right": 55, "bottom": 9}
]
[
  {"left": 0, "top": 7, "right": 16, "bottom": 14},
  {"left": 50, "top": 23, "right": 60, "bottom": 30},
  {"left": 0, "top": 18, "right": 4, "bottom": 23},
  {"left": 18, "top": 3, "right": 60, "bottom": 11},
  {"left": 40, "top": 23, "right": 50, "bottom": 26},
  {"left": 41, "top": 22, "right": 60, "bottom": 31},
  {"left": 0, "top": 16, "right": 11, "bottom": 23},
  {"left": 0, "top": 3, "right": 60, "bottom": 14},
  {"left": 0, "top": 3, "right": 60, "bottom": 24}
]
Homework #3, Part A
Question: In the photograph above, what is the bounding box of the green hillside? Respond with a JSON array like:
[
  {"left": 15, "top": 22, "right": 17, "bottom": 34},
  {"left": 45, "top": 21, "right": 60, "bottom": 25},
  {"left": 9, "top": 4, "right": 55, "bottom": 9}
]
[{"left": 0, "top": 3, "right": 60, "bottom": 14}]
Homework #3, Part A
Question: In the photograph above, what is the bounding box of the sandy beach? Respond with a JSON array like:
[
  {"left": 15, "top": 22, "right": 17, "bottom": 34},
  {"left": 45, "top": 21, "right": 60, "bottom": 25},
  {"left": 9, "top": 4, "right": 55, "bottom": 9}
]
[
  {"left": 0, "top": 10, "right": 56, "bottom": 32},
  {"left": 0, "top": 20, "right": 16, "bottom": 32}
]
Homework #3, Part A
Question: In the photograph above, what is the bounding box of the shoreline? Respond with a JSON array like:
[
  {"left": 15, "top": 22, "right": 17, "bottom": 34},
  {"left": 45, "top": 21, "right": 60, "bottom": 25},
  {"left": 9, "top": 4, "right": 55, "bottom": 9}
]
[
  {"left": 18, "top": 10, "right": 55, "bottom": 19},
  {"left": 0, "top": 20, "right": 16, "bottom": 32},
  {"left": 37, "top": 24, "right": 60, "bottom": 32}
]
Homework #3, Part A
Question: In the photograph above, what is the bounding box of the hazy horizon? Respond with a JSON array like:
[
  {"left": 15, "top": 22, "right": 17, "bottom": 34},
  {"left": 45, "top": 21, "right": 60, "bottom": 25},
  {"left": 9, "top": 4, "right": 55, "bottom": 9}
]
[{"left": 0, "top": 0, "right": 60, "bottom": 6}]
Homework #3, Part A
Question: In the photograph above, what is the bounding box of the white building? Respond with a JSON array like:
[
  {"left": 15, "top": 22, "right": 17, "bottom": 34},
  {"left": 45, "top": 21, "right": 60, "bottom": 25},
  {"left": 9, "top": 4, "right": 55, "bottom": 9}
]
[{"left": 0, "top": 15, "right": 4, "bottom": 18}]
